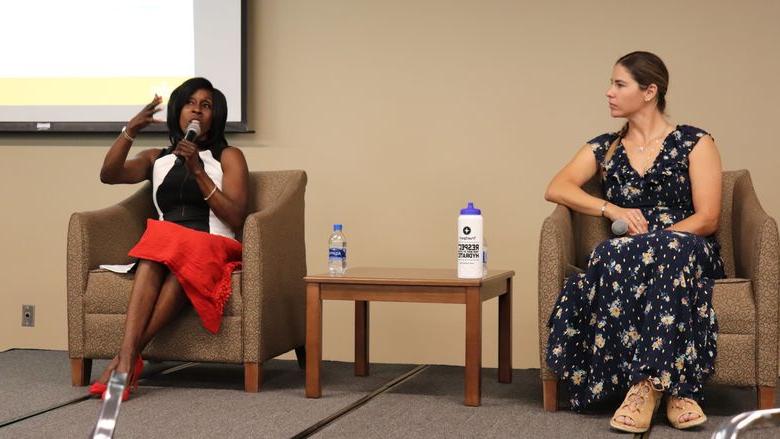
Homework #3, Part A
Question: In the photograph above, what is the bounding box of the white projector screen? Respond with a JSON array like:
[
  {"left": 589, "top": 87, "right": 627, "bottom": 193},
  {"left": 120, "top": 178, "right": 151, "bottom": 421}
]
[{"left": 0, "top": 0, "right": 247, "bottom": 132}]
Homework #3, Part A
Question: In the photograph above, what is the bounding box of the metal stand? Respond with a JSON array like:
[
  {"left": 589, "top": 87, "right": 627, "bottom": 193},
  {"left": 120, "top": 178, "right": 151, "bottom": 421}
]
[
  {"left": 712, "top": 408, "right": 780, "bottom": 439},
  {"left": 90, "top": 371, "right": 128, "bottom": 439}
]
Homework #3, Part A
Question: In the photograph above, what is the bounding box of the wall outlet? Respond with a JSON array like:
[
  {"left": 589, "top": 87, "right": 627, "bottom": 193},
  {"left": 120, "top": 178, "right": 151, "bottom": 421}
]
[{"left": 22, "top": 305, "right": 35, "bottom": 327}]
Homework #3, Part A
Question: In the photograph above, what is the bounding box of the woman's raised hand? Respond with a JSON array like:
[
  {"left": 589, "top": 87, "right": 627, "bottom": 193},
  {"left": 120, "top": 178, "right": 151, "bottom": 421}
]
[
  {"left": 604, "top": 204, "right": 649, "bottom": 235},
  {"left": 126, "top": 94, "right": 164, "bottom": 137}
]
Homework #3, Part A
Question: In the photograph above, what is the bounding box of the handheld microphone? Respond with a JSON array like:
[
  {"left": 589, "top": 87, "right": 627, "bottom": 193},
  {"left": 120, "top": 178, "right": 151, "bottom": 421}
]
[
  {"left": 611, "top": 219, "right": 629, "bottom": 236},
  {"left": 175, "top": 120, "right": 201, "bottom": 165}
]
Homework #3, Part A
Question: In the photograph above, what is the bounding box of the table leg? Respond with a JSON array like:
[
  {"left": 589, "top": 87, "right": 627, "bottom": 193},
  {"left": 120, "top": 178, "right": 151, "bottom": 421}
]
[
  {"left": 465, "top": 286, "right": 482, "bottom": 406},
  {"left": 355, "top": 300, "right": 370, "bottom": 376},
  {"left": 498, "top": 278, "right": 512, "bottom": 383},
  {"left": 305, "top": 283, "right": 322, "bottom": 398}
]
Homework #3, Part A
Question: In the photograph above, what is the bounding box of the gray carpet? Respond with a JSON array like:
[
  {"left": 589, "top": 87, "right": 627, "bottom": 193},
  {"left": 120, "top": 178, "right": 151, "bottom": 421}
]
[
  {"left": 0, "top": 350, "right": 177, "bottom": 425},
  {"left": 312, "top": 365, "right": 630, "bottom": 439},
  {"left": 1, "top": 350, "right": 778, "bottom": 438},
  {"left": 0, "top": 351, "right": 413, "bottom": 439},
  {"left": 0, "top": 350, "right": 112, "bottom": 424},
  {"left": 311, "top": 365, "right": 779, "bottom": 438},
  {"left": 645, "top": 383, "right": 779, "bottom": 438},
  {"left": 313, "top": 366, "right": 780, "bottom": 438}
]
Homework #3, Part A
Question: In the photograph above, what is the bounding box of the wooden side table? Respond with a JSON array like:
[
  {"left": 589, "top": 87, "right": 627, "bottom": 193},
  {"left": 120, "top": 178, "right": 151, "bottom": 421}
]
[{"left": 304, "top": 267, "right": 514, "bottom": 406}]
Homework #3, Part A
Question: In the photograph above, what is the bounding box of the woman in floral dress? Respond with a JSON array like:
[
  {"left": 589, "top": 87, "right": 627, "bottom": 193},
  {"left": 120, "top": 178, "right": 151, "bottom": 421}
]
[{"left": 544, "top": 51, "right": 724, "bottom": 433}]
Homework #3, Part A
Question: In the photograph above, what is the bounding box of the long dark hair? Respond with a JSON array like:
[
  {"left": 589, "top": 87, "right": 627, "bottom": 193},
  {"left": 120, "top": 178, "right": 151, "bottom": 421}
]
[
  {"left": 605, "top": 51, "right": 670, "bottom": 163},
  {"left": 166, "top": 77, "right": 228, "bottom": 151}
]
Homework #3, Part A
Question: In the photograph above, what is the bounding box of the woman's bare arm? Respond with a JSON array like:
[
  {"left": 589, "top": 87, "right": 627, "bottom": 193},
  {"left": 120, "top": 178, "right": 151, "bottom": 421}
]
[
  {"left": 100, "top": 96, "right": 164, "bottom": 184},
  {"left": 667, "top": 136, "right": 722, "bottom": 236},
  {"left": 545, "top": 144, "right": 604, "bottom": 215},
  {"left": 192, "top": 146, "right": 249, "bottom": 233},
  {"left": 545, "top": 144, "right": 649, "bottom": 235}
]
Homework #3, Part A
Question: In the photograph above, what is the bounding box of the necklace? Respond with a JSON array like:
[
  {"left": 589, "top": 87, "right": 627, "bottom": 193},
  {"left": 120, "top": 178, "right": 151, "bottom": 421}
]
[
  {"left": 633, "top": 124, "right": 673, "bottom": 151},
  {"left": 626, "top": 124, "right": 674, "bottom": 174},
  {"left": 637, "top": 133, "right": 665, "bottom": 152}
]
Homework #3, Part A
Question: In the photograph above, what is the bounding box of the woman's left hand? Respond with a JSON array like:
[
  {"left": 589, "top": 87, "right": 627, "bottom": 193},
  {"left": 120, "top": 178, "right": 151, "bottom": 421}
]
[{"left": 174, "top": 139, "right": 205, "bottom": 174}]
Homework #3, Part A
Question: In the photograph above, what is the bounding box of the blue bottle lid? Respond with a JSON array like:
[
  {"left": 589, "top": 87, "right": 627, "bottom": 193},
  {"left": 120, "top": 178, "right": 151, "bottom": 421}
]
[
  {"left": 333, "top": 224, "right": 343, "bottom": 231},
  {"left": 460, "top": 202, "right": 481, "bottom": 215}
]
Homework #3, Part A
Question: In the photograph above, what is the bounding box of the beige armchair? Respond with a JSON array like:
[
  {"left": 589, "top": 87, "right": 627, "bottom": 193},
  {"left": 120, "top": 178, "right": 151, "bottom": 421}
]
[
  {"left": 538, "top": 170, "right": 779, "bottom": 411},
  {"left": 67, "top": 170, "right": 307, "bottom": 392}
]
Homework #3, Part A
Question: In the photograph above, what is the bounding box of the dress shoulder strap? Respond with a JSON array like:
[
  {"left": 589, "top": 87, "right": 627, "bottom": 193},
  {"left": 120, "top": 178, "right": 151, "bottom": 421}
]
[{"left": 586, "top": 132, "right": 620, "bottom": 169}]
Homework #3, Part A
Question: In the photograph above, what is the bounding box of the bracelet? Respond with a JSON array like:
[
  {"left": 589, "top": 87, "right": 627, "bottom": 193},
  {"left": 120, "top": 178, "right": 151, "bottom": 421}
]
[
  {"left": 120, "top": 126, "right": 135, "bottom": 142},
  {"left": 203, "top": 185, "right": 218, "bottom": 201},
  {"left": 600, "top": 200, "right": 609, "bottom": 217}
]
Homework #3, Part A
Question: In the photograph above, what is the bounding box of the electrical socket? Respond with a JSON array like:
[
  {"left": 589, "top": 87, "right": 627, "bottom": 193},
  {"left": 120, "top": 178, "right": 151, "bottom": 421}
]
[{"left": 22, "top": 305, "right": 35, "bottom": 327}]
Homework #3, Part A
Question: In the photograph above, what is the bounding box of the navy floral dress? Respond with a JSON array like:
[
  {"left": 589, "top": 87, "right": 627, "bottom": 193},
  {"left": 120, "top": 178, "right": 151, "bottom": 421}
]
[{"left": 546, "top": 125, "right": 725, "bottom": 410}]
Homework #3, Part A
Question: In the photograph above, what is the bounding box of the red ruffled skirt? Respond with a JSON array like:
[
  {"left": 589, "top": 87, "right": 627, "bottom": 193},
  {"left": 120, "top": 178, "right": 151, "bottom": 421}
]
[{"left": 128, "top": 219, "right": 242, "bottom": 334}]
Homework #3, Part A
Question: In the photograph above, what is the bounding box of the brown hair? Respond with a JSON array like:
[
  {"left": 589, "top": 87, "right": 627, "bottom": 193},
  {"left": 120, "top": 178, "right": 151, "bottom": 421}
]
[{"left": 603, "top": 51, "right": 670, "bottom": 164}]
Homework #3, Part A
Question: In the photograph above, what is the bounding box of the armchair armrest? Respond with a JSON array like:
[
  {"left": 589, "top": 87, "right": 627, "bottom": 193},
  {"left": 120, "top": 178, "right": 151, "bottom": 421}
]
[
  {"left": 66, "top": 184, "right": 154, "bottom": 357},
  {"left": 731, "top": 172, "right": 780, "bottom": 386},
  {"left": 241, "top": 171, "right": 307, "bottom": 363},
  {"left": 538, "top": 204, "right": 575, "bottom": 378}
]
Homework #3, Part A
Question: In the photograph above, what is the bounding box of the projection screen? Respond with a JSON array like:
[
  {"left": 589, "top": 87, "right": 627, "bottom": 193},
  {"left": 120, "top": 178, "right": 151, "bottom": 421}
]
[{"left": 0, "top": 0, "right": 247, "bottom": 132}]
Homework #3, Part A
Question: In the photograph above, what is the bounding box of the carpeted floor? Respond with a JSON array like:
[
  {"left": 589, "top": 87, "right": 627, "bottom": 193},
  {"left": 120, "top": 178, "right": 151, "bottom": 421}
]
[
  {"left": 0, "top": 350, "right": 777, "bottom": 438},
  {"left": 312, "top": 364, "right": 780, "bottom": 439},
  {"left": 0, "top": 349, "right": 179, "bottom": 425},
  {"left": 0, "top": 349, "right": 99, "bottom": 423},
  {"left": 311, "top": 365, "right": 632, "bottom": 439},
  {"left": 0, "top": 350, "right": 415, "bottom": 438},
  {"left": 641, "top": 383, "right": 775, "bottom": 439}
]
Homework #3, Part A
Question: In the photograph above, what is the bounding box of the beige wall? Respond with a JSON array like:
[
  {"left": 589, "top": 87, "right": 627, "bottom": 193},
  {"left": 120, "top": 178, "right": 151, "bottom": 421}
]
[{"left": 1, "top": 1, "right": 779, "bottom": 369}]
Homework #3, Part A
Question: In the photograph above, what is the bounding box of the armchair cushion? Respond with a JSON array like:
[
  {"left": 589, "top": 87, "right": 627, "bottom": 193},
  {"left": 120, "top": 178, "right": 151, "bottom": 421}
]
[
  {"left": 84, "top": 269, "right": 243, "bottom": 317},
  {"left": 710, "top": 334, "right": 756, "bottom": 387},
  {"left": 83, "top": 311, "right": 244, "bottom": 362},
  {"left": 712, "top": 278, "right": 755, "bottom": 335}
]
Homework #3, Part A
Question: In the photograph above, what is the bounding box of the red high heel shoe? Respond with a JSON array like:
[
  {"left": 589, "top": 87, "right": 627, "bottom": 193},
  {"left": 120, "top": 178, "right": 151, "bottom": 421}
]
[
  {"left": 89, "top": 357, "right": 121, "bottom": 396},
  {"left": 102, "top": 356, "right": 144, "bottom": 401},
  {"left": 88, "top": 381, "right": 107, "bottom": 396}
]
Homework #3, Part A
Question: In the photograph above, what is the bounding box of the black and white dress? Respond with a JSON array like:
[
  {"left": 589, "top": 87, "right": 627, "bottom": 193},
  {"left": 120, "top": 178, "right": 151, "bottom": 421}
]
[{"left": 151, "top": 147, "right": 234, "bottom": 239}]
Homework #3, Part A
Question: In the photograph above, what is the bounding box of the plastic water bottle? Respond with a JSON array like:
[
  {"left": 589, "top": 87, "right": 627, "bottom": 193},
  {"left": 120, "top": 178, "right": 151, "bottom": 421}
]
[
  {"left": 328, "top": 224, "right": 347, "bottom": 275},
  {"left": 457, "top": 202, "right": 483, "bottom": 279}
]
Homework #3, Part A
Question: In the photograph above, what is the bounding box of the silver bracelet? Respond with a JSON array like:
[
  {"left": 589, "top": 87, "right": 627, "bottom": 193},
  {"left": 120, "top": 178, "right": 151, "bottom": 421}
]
[
  {"left": 600, "top": 200, "right": 609, "bottom": 217},
  {"left": 120, "top": 126, "right": 135, "bottom": 142},
  {"left": 203, "top": 185, "right": 218, "bottom": 201}
]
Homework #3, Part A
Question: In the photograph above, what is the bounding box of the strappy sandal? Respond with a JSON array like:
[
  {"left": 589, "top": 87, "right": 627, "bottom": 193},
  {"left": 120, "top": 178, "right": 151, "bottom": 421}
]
[
  {"left": 666, "top": 396, "right": 707, "bottom": 429},
  {"left": 610, "top": 379, "right": 662, "bottom": 433}
]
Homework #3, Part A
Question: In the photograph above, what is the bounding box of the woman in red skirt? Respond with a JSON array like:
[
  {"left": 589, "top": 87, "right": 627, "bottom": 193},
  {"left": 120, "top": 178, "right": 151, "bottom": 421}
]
[{"left": 90, "top": 77, "right": 249, "bottom": 399}]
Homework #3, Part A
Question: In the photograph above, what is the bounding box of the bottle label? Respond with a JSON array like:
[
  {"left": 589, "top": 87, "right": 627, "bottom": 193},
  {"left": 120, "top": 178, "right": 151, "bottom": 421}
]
[
  {"left": 329, "top": 248, "right": 346, "bottom": 259},
  {"left": 458, "top": 243, "right": 481, "bottom": 261}
]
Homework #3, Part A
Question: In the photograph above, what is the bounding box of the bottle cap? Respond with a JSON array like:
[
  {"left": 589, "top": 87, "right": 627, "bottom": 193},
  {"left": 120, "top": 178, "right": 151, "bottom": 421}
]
[
  {"left": 333, "top": 224, "right": 343, "bottom": 231},
  {"left": 460, "top": 202, "right": 481, "bottom": 215}
]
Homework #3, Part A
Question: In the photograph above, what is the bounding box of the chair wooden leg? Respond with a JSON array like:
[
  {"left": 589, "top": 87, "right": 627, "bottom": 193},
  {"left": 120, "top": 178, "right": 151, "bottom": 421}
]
[
  {"left": 244, "top": 362, "right": 262, "bottom": 392},
  {"left": 70, "top": 358, "right": 92, "bottom": 386},
  {"left": 543, "top": 378, "right": 559, "bottom": 412},
  {"left": 757, "top": 386, "right": 775, "bottom": 409},
  {"left": 294, "top": 345, "right": 306, "bottom": 369}
]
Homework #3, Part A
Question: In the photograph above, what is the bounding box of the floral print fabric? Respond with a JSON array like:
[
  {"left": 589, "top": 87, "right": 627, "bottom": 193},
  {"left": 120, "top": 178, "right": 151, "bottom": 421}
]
[{"left": 546, "top": 125, "right": 725, "bottom": 410}]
